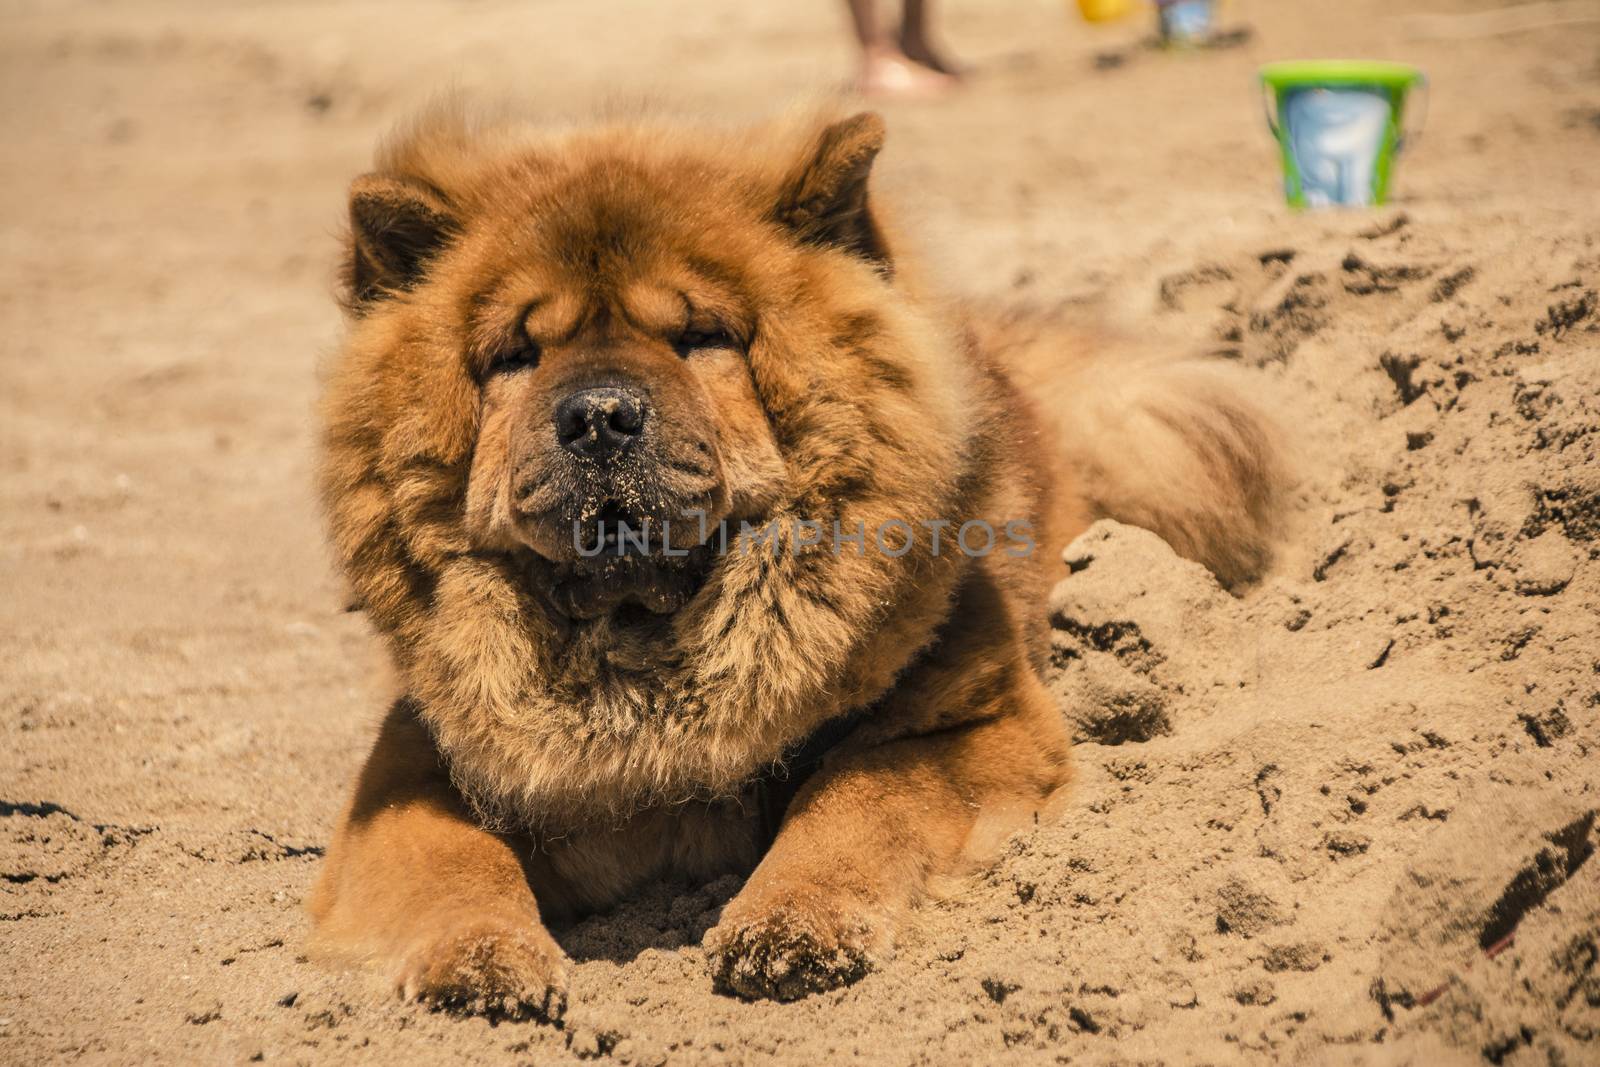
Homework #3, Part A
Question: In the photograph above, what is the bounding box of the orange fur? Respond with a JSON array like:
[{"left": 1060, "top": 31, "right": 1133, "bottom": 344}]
[{"left": 308, "top": 103, "right": 1285, "bottom": 1015}]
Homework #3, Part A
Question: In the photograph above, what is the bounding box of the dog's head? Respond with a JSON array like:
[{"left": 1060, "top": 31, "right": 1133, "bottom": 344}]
[
  {"left": 320, "top": 107, "right": 980, "bottom": 824},
  {"left": 339, "top": 109, "right": 911, "bottom": 621}
]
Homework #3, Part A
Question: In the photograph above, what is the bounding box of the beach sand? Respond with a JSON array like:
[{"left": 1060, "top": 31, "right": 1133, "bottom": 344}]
[{"left": 3, "top": 0, "right": 1598, "bottom": 1062}]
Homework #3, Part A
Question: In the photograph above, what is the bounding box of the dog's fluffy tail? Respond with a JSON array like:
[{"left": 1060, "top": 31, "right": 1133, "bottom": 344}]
[
  {"left": 1049, "top": 354, "right": 1287, "bottom": 588},
  {"left": 977, "top": 309, "right": 1290, "bottom": 587}
]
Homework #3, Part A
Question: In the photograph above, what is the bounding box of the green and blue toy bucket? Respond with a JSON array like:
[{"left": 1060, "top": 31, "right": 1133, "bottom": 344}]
[{"left": 1260, "top": 61, "right": 1426, "bottom": 209}]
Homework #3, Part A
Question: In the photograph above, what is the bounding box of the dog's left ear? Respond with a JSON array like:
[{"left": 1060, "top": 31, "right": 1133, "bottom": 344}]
[{"left": 774, "top": 112, "right": 890, "bottom": 271}]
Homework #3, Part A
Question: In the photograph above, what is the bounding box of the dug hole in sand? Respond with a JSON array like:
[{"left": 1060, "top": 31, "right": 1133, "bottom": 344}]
[{"left": 2, "top": 0, "right": 1598, "bottom": 1064}]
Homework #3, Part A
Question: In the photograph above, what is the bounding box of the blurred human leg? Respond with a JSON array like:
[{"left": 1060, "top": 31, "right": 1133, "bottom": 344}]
[
  {"left": 898, "top": 0, "right": 963, "bottom": 78},
  {"left": 844, "top": 0, "right": 957, "bottom": 99}
]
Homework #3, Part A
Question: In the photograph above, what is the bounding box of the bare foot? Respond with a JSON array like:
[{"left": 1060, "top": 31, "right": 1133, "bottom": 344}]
[
  {"left": 898, "top": 29, "right": 964, "bottom": 79},
  {"left": 856, "top": 47, "right": 958, "bottom": 100}
]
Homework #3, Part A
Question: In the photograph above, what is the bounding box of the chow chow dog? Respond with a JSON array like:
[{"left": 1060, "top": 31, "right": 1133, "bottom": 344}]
[{"left": 308, "top": 104, "right": 1282, "bottom": 1018}]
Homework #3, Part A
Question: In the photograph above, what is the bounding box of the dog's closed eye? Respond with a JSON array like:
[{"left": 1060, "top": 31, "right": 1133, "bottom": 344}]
[{"left": 676, "top": 325, "right": 740, "bottom": 356}]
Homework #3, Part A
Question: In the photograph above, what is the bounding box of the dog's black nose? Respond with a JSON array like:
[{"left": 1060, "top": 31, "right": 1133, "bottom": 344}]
[{"left": 554, "top": 387, "right": 645, "bottom": 461}]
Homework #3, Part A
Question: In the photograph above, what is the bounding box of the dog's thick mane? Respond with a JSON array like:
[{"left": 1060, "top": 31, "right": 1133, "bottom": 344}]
[
  {"left": 322, "top": 105, "right": 1290, "bottom": 833},
  {"left": 320, "top": 106, "right": 998, "bottom": 831}
]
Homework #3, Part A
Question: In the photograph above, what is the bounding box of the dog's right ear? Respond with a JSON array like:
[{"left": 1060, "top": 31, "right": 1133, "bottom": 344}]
[{"left": 342, "top": 174, "right": 459, "bottom": 311}]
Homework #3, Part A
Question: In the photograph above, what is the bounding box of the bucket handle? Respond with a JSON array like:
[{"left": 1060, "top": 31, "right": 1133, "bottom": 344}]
[
  {"left": 1396, "top": 77, "right": 1429, "bottom": 153},
  {"left": 1261, "top": 82, "right": 1281, "bottom": 139}
]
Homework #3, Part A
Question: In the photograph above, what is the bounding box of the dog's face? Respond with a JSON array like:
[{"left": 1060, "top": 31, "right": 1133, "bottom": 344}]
[
  {"left": 337, "top": 111, "right": 903, "bottom": 627},
  {"left": 459, "top": 238, "right": 784, "bottom": 621}
]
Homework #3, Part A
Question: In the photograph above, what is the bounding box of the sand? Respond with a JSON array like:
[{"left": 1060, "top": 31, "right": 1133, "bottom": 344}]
[{"left": 3, "top": 0, "right": 1598, "bottom": 1063}]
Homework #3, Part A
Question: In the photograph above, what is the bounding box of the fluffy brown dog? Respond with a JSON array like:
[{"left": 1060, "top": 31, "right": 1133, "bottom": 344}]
[{"left": 308, "top": 104, "right": 1283, "bottom": 1017}]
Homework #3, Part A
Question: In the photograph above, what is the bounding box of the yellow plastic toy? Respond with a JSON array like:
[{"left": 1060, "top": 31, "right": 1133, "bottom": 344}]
[{"left": 1076, "top": 0, "right": 1136, "bottom": 23}]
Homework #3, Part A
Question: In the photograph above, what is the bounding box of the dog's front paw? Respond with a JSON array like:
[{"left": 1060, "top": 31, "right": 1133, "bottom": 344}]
[
  {"left": 395, "top": 919, "right": 570, "bottom": 1023},
  {"left": 705, "top": 893, "right": 891, "bottom": 1001}
]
